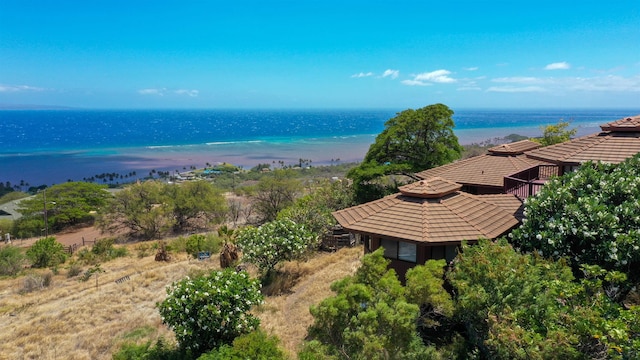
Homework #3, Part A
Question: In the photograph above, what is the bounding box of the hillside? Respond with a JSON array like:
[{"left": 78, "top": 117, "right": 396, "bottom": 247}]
[{"left": 0, "top": 240, "right": 362, "bottom": 359}]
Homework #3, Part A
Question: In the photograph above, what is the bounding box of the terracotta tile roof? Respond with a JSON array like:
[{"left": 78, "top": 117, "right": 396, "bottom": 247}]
[
  {"left": 398, "top": 177, "right": 461, "bottom": 198},
  {"left": 525, "top": 115, "right": 640, "bottom": 164},
  {"left": 600, "top": 114, "right": 640, "bottom": 132},
  {"left": 415, "top": 153, "right": 548, "bottom": 188},
  {"left": 488, "top": 139, "right": 541, "bottom": 155},
  {"left": 333, "top": 179, "right": 521, "bottom": 244}
]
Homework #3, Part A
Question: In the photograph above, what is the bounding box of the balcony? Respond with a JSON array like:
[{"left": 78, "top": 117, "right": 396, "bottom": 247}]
[{"left": 504, "top": 164, "right": 559, "bottom": 199}]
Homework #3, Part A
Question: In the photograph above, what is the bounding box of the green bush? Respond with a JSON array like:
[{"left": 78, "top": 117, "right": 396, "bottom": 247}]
[
  {"left": 184, "top": 234, "right": 223, "bottom": 259},
  {"left": 157, "top": 268, "right": 263, "bottom": 356},
  {"left": 0, "top": 245, "right": 25, "bottom": 276},
  {"left": 113, "top": 337, "right": 186, "bottom": 360},
  {"left": 76, "top": 247, "right": 96, "bottom": 264},
  {"left": 66, "top": 261, "right": 82, "bottom": 278},
  {"left": 26, "top": 237, "right": 67, "bottom": 268},
  {"left": 198, "top": 330, "right": 287, "bottom": 360}
]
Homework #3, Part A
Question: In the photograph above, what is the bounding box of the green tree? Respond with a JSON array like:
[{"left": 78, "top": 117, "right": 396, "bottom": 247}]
[
  {"left": 157, "top": 268, "right": 263, "bottom": 357},
  {"left": 97, "top": 181, "right": 174, "bottom": 240},
  {"left": 277, "top": 179, "right": 354, "bottom": 235},
  {"left": 448, "top": 240, "right": 639, "bottom": 359},
  {"left": 235, "top": 219, "right": 315, "bottom": 276},
  {"left": 167, "top": 180, "right": 228, "bottom": 231},
  {"left": 510, "top": 155, "right": 640, "bottom": 280},
  {"left": 348, "top": 104, "right": 463, "bottom": 203},
  {"left": 306, "top": 249, "right": 426, "bottom": 359},
  {"left": 15, "top": 182, "right": 109, "bottom": 235},
  {"left": 535, "top": 120, "right": 577, "bottom": 146},
  {"left": 405, "top": 259, "right": 455, "bottom": 345},
  {"left": 26, "top": 237, "right": 67, "bottom": 268},
  {"left": 253, "top": 169, "right": 302, "bottom": 223}
]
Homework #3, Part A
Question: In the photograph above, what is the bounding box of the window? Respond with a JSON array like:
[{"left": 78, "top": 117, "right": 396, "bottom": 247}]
[
  {"left": 398, "top": 242, "right": 417, "bottom": 262},
  {"left": 381, "top": 239, "right": 397, "bottom": 259},
  {"left": 380, "top": 238, "right": 417, "bottom": 263}
]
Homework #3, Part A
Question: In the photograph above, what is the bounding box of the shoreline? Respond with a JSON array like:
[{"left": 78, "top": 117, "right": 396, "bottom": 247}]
[{"left": 0, "top": 123, "right": 602, "bottom": 187}]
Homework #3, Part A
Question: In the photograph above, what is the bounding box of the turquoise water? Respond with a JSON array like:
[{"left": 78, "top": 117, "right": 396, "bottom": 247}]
[{"left": 0, "top": 108, "right": 637, "bottom": 186}]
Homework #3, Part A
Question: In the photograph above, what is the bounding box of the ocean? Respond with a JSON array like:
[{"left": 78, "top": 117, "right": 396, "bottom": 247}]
[{"left": 0, "top": 108, "right": 638, "bottom": 187}]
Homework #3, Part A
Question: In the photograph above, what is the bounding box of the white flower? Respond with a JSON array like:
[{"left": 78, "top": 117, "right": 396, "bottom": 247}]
[{"left": 536, "top": 234, "right": 542, "bottom": 240}]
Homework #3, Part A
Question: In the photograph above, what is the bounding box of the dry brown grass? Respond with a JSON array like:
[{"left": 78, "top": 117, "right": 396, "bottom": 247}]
[
  {"left": 0, "top": 241, "right": 363, "bottom": 359},
  {"left": 0, "top": 245, "right": 217, "bottom": 360},
  {"left": 257, "top": 247, "right": 363, "bottom": 358}
]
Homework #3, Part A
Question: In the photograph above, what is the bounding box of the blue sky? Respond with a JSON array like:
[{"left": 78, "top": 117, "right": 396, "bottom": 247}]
[{"left": 1, "top": 1, "right": 638, "bottom": 109}]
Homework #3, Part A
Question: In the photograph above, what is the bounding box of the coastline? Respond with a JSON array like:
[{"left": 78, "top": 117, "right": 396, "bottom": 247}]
[{"left": 0, "top": 122, "right": 602, "bottom": 187}]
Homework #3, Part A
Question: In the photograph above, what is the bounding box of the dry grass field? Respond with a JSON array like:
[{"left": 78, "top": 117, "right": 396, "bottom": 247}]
[{"left": 0, "top": 240, "right": 362, "bottom": 359}]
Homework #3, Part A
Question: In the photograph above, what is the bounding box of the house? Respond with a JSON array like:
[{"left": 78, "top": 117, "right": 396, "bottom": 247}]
[
  {"left": 334, "top": 114, "right": 640, "bottom": 278},
  {"left": 332, "top": 177, "right": 523, "bottom": 281},
  {"left": 506, "top": 114, "right": 640, "bottom": 198},
  {"left": 415, "top": 139, "right": 549, "bottom": 195}
]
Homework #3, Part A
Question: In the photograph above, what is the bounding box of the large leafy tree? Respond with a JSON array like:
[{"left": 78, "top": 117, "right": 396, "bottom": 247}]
[
  {"left": 97, "top": 181, "right": 174, "bottom": 240},
  {"left": 98, "top": 180, "right": 229, "bottom": 240},
  {"left": 348, "top": 104, "right": 463, "bottom": 203},
  {"left": 15, "top": 182, "right": 109, "bottom": 235},
  {"left": 166, "top": 180, "right": 228, "bottom": 231},
  {"left": 252, "top": 169, "right": 301, "bottom": 224},
  {"left": 364, "top": 103, "right": 462, "bottom": 171},
  {"left": 510, "top": 155, "right": 640, "bottom": 280}
]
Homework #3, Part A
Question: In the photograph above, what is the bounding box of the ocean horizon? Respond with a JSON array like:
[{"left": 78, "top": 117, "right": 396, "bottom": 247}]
[{"left": 1, "top": 108, "right": 638, "bottom": 187}]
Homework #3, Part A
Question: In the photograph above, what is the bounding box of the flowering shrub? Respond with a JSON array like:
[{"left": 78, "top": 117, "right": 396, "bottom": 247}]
[
  {"left": 157, "top": 268, "right": 263, "bottom": 356},
  {"left": 236, "top": 219, "right": 315, "bottom": 275},
  {"left": 510, "top": 155, "right": 640, "bottom": 275}
]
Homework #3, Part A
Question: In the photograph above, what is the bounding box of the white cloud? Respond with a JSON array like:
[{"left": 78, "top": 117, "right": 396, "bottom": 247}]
[
  {"left": 414, "top": 69, "right": 456, "bottom": 83},
  {"left": 401, "top": 79, "right": 431, "bottom": 86},
  {"left": 464, "top": 67, "right": 479, "bottom": 71},
  {"left": 486, "top": 86, "right": 546, "bottom": 93},
  {"left": 0, "top": 84, "right": 45, "bottom": 92},
  {"left": 351, "top": 72, "right": 373, "bottom": 78},
  {"left": 175, "top": 89, "right": 199, "bottom": 97},
  {"left": 488, "top": 74, "right": 640, "bottom": 92},
  {"left": 402, "top": 69, "right": 456, "bottom": 86},
  {"left": 492, "top": 77, "right": 546, "bottom": 84},
  {"left": 457, "top": 86, "right": 482, "bottom": 91},
  {"left": 381, "top": 69, "right": 399, "bottom": 79},
  {"left": 138, "top": 88, "right": 166, "bottom": 96},
  {"left": 545, "top": 62, "right": 571, "bottom": 70},
  {"left": 566, "top": 75, "right": 640, "bottom": 92}
]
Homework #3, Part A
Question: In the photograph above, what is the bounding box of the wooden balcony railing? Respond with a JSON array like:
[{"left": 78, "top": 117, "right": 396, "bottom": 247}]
[{"left": 504, "top": 164, "right": 559, "bottom": 198}]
